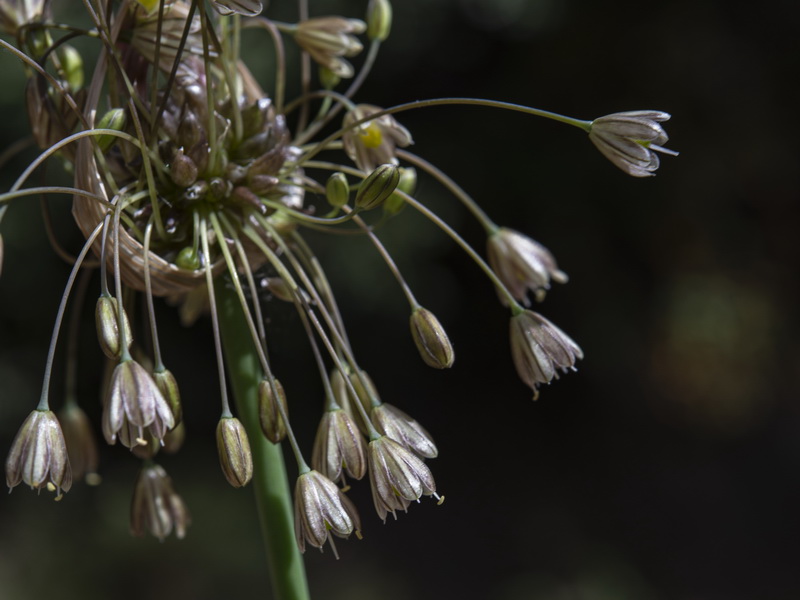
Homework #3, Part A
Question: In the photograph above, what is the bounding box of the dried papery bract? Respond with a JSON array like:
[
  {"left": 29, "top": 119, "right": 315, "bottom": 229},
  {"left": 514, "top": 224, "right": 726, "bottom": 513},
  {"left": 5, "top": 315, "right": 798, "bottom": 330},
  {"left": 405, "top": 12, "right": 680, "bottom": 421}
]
[
  {"left": 294, "top": 470, "right": 361, "bottom": 556},
  {"left": 343, "top": 104, "right": 413, "bottom": 172},
  {"left": 509, "top": 310, "right": 583, "bottom": 397},
  {"left": 294, "top": 17, "right": 366, "bottom": 78},
  {"left": 311, "top": 408, "right": 367, "bottom": 483},
  {"left": 130, "top": 463, "right": 190, "bottom": 540},
  {"left": 5, "top": 410, "right": 72, "bottom": 495},
  {"left": 216, "top": 418, "right": 253, "bottom": 488},
  {"left": 409, "top": 307, "right": 454, "bottom": 369},
  {"left": 103, "top": 360, "right": 175, "bottom": 448},
  {"left": 487, "top": 228, "right": 567, "bottom": 306},
  {"left": 211, "top": 0, "right": 263, "bottom": 17},
  {"left": 368, "top": 436, "right": 437, "bottom": 522},
  {"left": 59, "top": 403, "right": 100, "bottom": 484},
  {"left": 371, "top": 404, "right": 438, "bottom": 459},
  {"left": 589, "top": 111, "right": 677, "bottom": 177}
]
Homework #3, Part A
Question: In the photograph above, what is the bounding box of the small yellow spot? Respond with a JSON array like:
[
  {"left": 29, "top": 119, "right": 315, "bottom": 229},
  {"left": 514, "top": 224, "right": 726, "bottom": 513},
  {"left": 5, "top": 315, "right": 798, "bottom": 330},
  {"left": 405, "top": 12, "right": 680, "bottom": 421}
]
[
  {"left": 358, "top": 123, "right": 383, "bottom": 149},
  {"left": 340, "top": 484, "right": 351, "bottom": 493},
  {"left": 355, "top": 530, "right": 363, "bottom": 540},
  {"left": 46, "top": 482, "right": 56, "bottom": 493},
  {"left": 135, "top": 0, "right": 160, "bottom": 12},
  {"left": 136, "top": 437, "right": 148, "bottom": 446},
  {"left": 54, "top": 493, "right": 64, "bottom": 502},
  {"left": 437, "top": 495, "right": 445, "bottom": 506}
]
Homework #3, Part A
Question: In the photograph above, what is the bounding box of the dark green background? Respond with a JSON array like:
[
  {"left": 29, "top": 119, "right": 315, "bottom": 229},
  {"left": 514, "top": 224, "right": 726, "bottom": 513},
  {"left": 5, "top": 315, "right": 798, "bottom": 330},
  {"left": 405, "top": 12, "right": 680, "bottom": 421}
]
[{"left": 1, "top": 0, "right": 799, "bottom": 598}]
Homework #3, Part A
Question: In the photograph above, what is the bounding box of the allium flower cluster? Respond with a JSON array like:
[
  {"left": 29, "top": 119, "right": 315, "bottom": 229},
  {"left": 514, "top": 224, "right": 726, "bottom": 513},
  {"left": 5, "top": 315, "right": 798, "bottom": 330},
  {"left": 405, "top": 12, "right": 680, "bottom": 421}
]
[{"left": 1, "top": 0, "right": 672, "bottom": 559}]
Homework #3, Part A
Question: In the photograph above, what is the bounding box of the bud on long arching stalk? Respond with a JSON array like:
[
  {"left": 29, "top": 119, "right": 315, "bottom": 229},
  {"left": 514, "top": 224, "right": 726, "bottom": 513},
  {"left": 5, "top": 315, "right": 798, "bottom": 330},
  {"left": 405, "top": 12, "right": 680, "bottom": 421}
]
[
  {"left": 409, "top": 307, "right": 454, "bottom": 369},
  {"left": 95, "top": 295, "right": 133, "bottom": 359},
  {"left": 216, "top": 417, "right": 253, "bottom": 488},
  {"left": 354, "top": 163, "right": 399, "bottom": 211}
]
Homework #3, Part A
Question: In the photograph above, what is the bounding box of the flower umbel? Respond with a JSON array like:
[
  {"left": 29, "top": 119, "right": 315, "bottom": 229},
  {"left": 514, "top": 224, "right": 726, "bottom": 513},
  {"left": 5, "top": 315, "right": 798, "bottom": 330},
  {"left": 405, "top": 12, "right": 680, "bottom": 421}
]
[
  {"left": 6, "top": 410, "right": 72, "bottom": 496},
  {"left": 589, "top": 110, "right": 678, "bottom": 177}
]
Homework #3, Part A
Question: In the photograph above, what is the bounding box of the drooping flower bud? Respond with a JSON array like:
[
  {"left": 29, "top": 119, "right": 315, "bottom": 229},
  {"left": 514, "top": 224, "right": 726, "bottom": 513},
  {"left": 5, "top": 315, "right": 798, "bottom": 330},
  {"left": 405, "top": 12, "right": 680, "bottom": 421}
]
[
  {"left": 216, "top": 417, "right": 253, "bottom": 488},
  {"left": 153, "top": 368, "right": 182, "bottom": 425},
  {"left": 56, "top": 44, "right": 84, "bottom": 91},
  {"left": 294, "top": 470, "right": 361, "bottom": 556},
  {"left": 326, "top": 172, "right": 350, "bottom": 208},
  {"left": 6, "top": 410, "right": 72, "bottom": 496},
  {"left": 509, "top": 310, "right": 583, "bottom": 397},
  {"left": 409, "top": 307, "right": 454, "bottom": 369},
  {"left": 258, "top": 377, "right": 288, "bottom": 443},
  {"left": 102, "top": 359, "right": 175, "bottom": 447},
  {"left": 368, "top": 436, "right": 437, "bottom": 522},
  {"left": 130, "top": 463, "right": 190, "bottom": 540},
  {"left": 95, "top": 295, "right": 133, "bottom": 359},
  {"left": 354, "top": 163, "right": 399, "bottom": 211},
  {"left": 59, "top": 403, "right": 100, "bottom": 485},
  {"left": 371, "top": 403, "right": 438, "bottom": 459},
  {"left": 366, "top": 0, "right": 392, "bottom": 41},
  {"left": 312, "top": 408, "right": 367, "bottom": 483}
]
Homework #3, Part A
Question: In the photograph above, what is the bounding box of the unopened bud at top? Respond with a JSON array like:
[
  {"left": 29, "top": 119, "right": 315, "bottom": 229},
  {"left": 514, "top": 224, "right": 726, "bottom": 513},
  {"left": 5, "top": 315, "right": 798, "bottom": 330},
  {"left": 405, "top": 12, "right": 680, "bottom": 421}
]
[
  {"left": 588, "top": 110, "right": 677, "bottom": 177},
  {"left": 367, "top": 0, "right": 392, "bottom": 41},
  {"left": 95, "top": 295, "right": 133, "bottom": 359},
  {"left": 216, "top": 417, "right": 253, "bottom": 488},
  {"left": 6, "top": 409, "right": 72, "bottom": 495},
  {"left": 410, "top": 307, "right": 454, "bottom": 369},
  {"left": 258, "top": 378, "right": 288, "bottom": 443},
  {"left": 326, "top": 172, "right": 350, "bottom": 208},
  {"left": 354, "top": 164, "right": 399, "bottom": 211}
]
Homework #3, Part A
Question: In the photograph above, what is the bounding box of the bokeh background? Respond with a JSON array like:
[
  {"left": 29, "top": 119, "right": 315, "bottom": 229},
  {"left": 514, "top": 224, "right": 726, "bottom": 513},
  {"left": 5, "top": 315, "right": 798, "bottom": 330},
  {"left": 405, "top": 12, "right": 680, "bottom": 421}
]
[{"left": 2, "top": 0, "right": 799, "bottom": 599}]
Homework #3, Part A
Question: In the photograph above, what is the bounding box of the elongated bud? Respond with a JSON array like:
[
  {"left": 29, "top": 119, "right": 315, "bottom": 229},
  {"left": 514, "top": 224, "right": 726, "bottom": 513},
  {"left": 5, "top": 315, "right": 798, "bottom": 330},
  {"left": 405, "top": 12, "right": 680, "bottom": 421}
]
[
  {"left": 59, "top": 403, "right": 100, "bottom": 484},
  {"left": 95, "top": 295, "right": 133, "bottom": 359},
  {"left": 326, "top": 172, "right": 350, "bottom": 208},
  {"left": 57, "top": 45, "right": 84, "bottom": 91},
  {"left": 258, "top": 378, "right": 288, "bottom": 443},
  {"left": 95, "top": 108, "right": 126, "bottom": 152},
  {"left": 384, "top": 166, "right": 415, "bottom": 216},
  {"left": 410, "top": 307, "right": 454, "bottom": 369},
  {"left": 367, "top": 0, "right": 392, "bottom": 41},
  {"left": 355, "top": 163, "right": 399, "bottom": 211},
  {"left": 154, "top": 369, "right": 182, "bottom": 426},
  {"left": 216, "top": 417, "right": 253, "bottom": 488}
]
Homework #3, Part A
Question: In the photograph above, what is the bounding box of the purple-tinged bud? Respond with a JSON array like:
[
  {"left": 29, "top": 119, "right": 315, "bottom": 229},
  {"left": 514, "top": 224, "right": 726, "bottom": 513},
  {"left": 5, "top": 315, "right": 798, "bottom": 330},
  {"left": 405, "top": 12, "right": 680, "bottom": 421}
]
[
  {"left": 312, "top": 408, "right": 367, "bottom": 483},
  {"left": 371, "top": 403, "right": 437, "bottom": 459},
  {"left": 169, "top": 150, "right": 199, "bottom": 187},
  {"left": 130, "top": 463, "right": 190, "bottom": 541},
  {"left": 6, "top": 410, "right": 72, "bottom": 496}
]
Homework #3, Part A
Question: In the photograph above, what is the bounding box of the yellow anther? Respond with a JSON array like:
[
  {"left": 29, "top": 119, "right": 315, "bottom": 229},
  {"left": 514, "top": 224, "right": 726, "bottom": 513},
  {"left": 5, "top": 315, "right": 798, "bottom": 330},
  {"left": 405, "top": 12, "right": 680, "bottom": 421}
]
[
  {"left": 437, "top": 495, "right": 445, "bottom": 506},
  {"left": 355, "top": 530, "right": 363, "bottom": 540},
  {"left": 358, "top": 123, "right": 383, "bottom": 149},
  {"left": 46, "top": 482, "right": 57, "bottom": 493}
]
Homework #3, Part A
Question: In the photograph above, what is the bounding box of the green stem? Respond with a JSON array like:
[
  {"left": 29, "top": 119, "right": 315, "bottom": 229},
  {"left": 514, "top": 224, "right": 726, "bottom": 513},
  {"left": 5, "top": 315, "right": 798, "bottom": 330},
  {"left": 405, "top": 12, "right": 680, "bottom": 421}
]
[{"left": 216, "top": 284, "right": 310, "bottom": 600}]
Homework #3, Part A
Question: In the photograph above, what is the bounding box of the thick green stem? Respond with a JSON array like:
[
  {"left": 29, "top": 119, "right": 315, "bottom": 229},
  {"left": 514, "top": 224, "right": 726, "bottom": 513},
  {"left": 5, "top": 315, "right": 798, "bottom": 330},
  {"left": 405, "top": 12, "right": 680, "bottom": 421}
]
[{"left": 216, "top": 284, "right": 310, "bottom": 600}]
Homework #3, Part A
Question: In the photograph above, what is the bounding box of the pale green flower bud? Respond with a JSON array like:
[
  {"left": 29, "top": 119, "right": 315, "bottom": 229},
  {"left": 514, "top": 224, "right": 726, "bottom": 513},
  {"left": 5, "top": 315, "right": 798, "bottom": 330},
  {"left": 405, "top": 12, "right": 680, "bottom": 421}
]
[
  {"left": 509, "top": 310, "right": 583, "bottom": 398},
  {"left": 153, "top": 368, "right": 182, "bottom": 425},
  {"left": 175, "top": 247, "right": 201, "bottom": 270},
  {"left": 318, "top": 66, "right": 341, "bottom": 90},
  {"left": 354, "top": 163, "right": 400, "bottom": 211},
  {"left": 95, "top": 108, "right": 126, "bottom": 152},
  {"left": 410, "top": 307, "right": 454, "bottom": 369},
  {"left": 326, "top": 172, "right": 350, "bottom": 208},
  {"left": 384, "top": 166, "right": 415, "bottom": 215},
  {"left": 130, "top": 463, "right": 190, "bottom": 540},
  {"left": 294, "top": 470, "right": 361, "bottom": 555},
  {"left": 258, "top": 378, "right": 288, "bottom": 443},
  {"left": 95, "top": 295, "right": 133, "bottom": 359},
  {"left": 5, "top": 409, "right": 72, "bottom": 496},
  {"left": 57, "top": 44, "right": 84, "bottom": 91},
  {"left": 216, "top": 417, "right": 253, "bottom": 488},
  {"left": 367, "top": 0, "right": 392, "bottom": 41}
]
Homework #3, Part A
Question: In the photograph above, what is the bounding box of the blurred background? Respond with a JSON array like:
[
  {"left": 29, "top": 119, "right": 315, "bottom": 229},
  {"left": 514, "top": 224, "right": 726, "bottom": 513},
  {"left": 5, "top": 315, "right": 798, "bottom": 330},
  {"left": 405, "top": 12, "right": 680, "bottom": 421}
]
[{"left": 2, "top": 0, "right": 799, "bottom": 598}]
